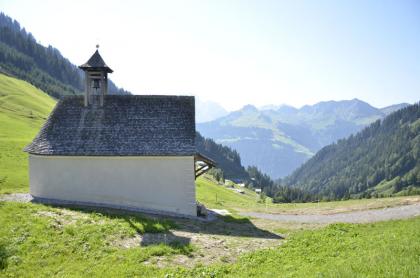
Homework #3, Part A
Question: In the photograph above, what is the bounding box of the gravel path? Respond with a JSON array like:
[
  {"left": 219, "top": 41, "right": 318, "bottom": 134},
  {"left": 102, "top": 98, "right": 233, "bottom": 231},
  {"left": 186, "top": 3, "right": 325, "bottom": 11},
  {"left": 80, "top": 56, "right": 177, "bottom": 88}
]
[
  {"left": 0, "top": 193, "right": 33, "bottom": 202},
  {"left": 241, "top": 203, "right": 420, "bottom": 224}
]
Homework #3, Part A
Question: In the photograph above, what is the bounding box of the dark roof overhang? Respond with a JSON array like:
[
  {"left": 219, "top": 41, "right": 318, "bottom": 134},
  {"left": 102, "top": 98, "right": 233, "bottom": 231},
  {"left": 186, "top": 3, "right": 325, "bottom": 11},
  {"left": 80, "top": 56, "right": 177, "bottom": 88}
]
[{"left": 194, "top": 153, "right": 216, "bottom": 179}]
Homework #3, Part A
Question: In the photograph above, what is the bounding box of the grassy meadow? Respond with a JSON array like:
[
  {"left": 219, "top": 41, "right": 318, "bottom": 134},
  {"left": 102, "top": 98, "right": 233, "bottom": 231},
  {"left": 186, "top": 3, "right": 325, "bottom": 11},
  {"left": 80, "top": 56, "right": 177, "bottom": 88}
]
[
  {"left": 197, "top": 175, "right": 420, "bottom": 215},
  {"left": 172, "top": 217, "right": 420, "bottom": 278},
  {"left": 0, "top": 73, "right": 420, "bottom": 277}
]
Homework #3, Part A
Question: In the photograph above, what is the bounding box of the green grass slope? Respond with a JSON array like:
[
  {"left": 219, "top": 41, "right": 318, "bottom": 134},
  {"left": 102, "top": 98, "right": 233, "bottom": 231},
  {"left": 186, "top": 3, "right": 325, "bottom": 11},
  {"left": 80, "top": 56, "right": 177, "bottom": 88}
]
[
  {"left": 0, "top": 202, "right": 187, "bottom": 276},
  {"left": 0, "top": 73, "right": 56, "bottom": 193}
]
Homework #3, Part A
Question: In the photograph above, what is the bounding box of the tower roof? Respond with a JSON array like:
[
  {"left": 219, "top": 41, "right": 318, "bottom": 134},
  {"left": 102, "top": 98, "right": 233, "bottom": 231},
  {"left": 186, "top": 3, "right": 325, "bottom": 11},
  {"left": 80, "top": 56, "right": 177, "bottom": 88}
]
[{"left": 79, "top": 50, "right": 113, "bottom": 73}]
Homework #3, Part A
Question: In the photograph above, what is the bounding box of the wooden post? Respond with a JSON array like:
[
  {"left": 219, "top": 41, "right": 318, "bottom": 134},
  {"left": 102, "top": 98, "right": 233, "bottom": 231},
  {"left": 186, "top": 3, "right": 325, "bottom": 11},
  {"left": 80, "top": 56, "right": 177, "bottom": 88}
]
[
  {"left": 100, "top": 72, "right": 105, "bottom": 107},
  {"left": 105, "top": 72, "right": 108, "bottom": 95},
  {"left": 104, "top": 73, "right": 108, "bottom": 105}
]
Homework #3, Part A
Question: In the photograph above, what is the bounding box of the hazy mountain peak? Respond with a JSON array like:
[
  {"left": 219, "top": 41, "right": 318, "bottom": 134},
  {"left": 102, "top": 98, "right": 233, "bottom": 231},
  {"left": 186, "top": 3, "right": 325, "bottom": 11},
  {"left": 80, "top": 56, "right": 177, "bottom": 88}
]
[
  {"left": 380, "top": 103, "right": 410, "bottom": 116},
  {"left": 299, "top": 99, "right": 381, "bottom": 121},
  {"left": 240, "top": 104, "right": 258, "bottom": 112},
  {"left": 259, "top": 104, "right": 295, "bottom": 111},
  {"left": 347, "top": 98, "right": 373, "bottom": 106},
  {"left": 277, "top": 104, "right": 299, "bottom": 112}
]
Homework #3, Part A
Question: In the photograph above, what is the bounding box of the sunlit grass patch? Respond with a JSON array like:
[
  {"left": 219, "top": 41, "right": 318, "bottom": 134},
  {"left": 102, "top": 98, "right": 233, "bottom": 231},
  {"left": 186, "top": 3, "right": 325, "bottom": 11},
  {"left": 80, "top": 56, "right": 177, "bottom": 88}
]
[{"left": 0, "top": 202, "right": 190, "bottom": 276}]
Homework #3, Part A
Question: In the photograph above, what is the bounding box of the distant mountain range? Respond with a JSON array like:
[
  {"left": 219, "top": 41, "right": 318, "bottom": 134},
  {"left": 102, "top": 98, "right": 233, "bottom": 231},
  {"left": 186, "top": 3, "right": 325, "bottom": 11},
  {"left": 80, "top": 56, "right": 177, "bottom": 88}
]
[
  {"left": 283, "top": 102, "right": 420, "bottom": 199},
  {"left": 197, "top": 99, "right": 410, "bottom": 178}
]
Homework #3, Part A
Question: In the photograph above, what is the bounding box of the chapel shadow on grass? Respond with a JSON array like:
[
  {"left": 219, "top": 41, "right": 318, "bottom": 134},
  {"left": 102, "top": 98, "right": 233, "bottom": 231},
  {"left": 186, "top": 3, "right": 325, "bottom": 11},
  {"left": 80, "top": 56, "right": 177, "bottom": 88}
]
[
  {"left": 35, "top": 202, "right": 282, "bottom": 240},
  {"left": 36, "top": 202, "right": 176, "bottom": 233},
  {"left": 178, "top": 214, "right": 283, "bottom": 240}
]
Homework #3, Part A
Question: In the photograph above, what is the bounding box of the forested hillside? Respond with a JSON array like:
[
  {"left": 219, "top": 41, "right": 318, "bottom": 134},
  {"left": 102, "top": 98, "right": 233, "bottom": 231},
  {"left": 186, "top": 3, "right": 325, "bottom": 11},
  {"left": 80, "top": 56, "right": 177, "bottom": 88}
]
[
  {"left": 283, "top": 103, "right": 420, "bottom": 200},
  {"left": 196, "top": 132, "right": 248, "bottom": 179},
  {"left": 0, "top": 12, "right": 129, "bottom": 98}
]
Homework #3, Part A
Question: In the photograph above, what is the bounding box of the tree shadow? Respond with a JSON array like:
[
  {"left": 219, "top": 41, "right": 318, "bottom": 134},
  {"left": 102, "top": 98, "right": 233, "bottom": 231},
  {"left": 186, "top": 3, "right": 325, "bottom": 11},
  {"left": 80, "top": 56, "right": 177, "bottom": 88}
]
[
  {"left": 124, "top": 217, "right": 192, "bottom": 252},
  {"left": 140, "top": 231, "right": 191, "bottom": 247},
  {"left": 0, "top": 242, "right": 10, "bottom": 270}
]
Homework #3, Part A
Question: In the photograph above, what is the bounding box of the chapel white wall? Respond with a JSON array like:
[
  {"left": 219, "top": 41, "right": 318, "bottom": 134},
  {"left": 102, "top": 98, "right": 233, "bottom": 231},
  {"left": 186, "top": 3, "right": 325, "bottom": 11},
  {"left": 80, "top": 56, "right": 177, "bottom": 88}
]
[{"left": 29, "top": 155, "right": 196, "bottom": 216}]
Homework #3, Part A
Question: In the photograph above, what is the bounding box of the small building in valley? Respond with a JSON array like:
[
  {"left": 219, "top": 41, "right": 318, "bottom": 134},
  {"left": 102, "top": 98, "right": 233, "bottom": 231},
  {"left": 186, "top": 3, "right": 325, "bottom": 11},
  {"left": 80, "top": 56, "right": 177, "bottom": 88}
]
[{"left": 24, "top": 48, "right": 214, "bottom": 217}]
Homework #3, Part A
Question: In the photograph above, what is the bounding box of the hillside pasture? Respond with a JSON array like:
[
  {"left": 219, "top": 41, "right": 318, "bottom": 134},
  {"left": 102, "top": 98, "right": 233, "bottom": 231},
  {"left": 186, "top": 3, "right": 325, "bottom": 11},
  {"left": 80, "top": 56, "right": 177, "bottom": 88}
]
[
  {"left": 0, "top": 73, "right": 55, "bottom": 193},
  {"left": 196, "top": 175, "right": 420, "bottom": 216}
]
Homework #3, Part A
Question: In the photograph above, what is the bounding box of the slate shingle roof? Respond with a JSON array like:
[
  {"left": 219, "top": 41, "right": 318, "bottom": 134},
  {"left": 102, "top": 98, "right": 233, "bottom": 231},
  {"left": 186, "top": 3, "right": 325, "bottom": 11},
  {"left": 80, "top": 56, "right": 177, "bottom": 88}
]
[
  {"left": 24, "top": 95, "right": 196, "bottom": 156},
  {"left": 79, "top": 50, "right": 113, "bottom": 73}
]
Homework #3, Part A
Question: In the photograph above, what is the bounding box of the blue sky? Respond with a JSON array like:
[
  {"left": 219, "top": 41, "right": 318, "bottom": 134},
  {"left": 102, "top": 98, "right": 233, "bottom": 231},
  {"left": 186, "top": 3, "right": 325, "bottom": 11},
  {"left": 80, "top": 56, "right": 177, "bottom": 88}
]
[{"left": 1, "top": 0, "right": 419, "bottom": 110}]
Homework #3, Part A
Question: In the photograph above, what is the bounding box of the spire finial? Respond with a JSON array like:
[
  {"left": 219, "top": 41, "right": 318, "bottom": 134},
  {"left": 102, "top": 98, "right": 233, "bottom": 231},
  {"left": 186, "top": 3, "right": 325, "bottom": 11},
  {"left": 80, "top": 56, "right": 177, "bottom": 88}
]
[{"left": 96, "top": 44, "right": 99, "bottom": 49}]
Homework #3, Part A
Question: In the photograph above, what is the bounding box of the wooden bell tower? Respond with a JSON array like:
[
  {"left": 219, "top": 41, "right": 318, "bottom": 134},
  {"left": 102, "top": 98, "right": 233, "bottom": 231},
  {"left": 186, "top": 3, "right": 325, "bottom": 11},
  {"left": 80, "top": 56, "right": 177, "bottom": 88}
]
[{"left": 79, "top": 45, "right": 113, "bottom": 107}]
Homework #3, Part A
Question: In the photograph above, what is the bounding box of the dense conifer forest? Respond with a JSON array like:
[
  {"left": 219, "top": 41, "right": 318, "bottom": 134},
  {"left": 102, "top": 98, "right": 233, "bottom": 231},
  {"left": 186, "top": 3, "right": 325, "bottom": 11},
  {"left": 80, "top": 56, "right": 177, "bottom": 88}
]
[{"left": 0, "top": 12, "right": 128, "bottom": 99}]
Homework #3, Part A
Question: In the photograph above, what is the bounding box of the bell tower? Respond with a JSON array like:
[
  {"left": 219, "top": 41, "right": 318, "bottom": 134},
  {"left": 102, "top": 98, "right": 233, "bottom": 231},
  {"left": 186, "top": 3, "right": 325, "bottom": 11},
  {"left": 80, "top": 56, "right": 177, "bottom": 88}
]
[{"left": 79, "top": 45, "right": 113, "bottom": 107}]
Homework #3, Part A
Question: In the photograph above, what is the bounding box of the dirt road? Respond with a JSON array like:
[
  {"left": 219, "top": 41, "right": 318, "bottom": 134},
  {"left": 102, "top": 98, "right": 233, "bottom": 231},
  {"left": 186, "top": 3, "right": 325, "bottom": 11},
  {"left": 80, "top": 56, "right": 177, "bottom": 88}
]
[{"left": 241, "top": 203, "right": 420, "bottom": 223}]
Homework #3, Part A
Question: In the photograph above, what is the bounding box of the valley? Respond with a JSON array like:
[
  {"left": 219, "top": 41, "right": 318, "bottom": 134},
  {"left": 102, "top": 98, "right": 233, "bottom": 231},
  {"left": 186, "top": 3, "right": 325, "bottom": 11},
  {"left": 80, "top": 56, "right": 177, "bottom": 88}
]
[{"left": 198, "top": 100, "right": 409, "bottom": 178}]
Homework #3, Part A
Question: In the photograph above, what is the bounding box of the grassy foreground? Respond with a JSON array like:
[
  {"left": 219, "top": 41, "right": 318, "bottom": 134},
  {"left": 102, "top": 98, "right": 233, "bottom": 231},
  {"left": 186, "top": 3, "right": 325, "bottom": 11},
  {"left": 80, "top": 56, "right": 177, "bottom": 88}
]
[{"left": 0, "top": 201, "right": 419, "bottom": 277}]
